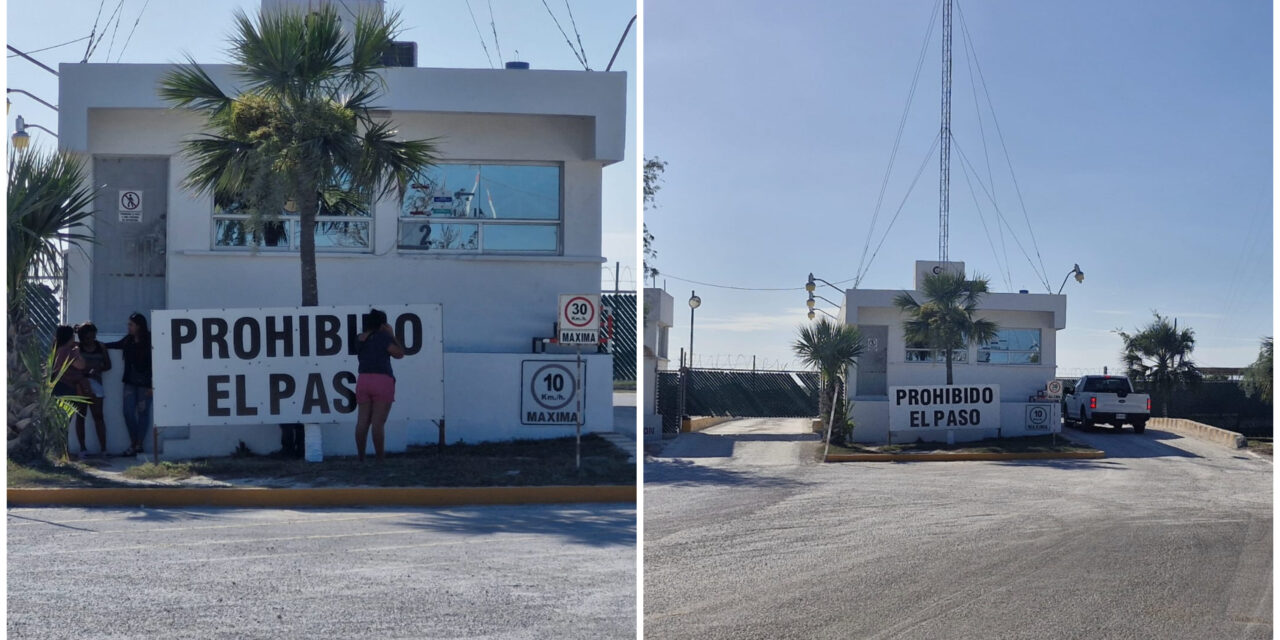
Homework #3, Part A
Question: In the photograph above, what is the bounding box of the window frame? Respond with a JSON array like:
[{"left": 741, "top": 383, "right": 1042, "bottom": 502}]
[
  {"left": 397, "top": 160, "right": 564, "bottom": 255},
  {"left": 211, "top": 199, "right": 374, "bottom": 254},
  {"left": 977, "top": 328, "right": 1042, "bottom": 366}
]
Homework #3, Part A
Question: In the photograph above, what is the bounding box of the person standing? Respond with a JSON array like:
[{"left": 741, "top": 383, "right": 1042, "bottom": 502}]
[
  {"left": 74, "top": 323, "right": 112, "bottom": 458},
  {"left": 52, "top": 325, "right": 87, "bottom": 398},
  {"left": 354, "top": 309, "right": 404, "bottom": 462},
  {"left": 104, "top": 312, "right": 153, "bottom": 456}
]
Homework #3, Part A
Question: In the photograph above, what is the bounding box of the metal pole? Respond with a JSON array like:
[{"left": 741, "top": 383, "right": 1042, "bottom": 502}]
[
  {"left": 689, "top": 290, "right": 696, "bottom": 368},
  {"left": 938, "top": 0, "right": 952, "bottom": 262},
  {"left": 575, "top": 345, "right": 582, "bottom": 471},
  {"left": 615, "top": 261, "right": 620, "bottom": 293}
]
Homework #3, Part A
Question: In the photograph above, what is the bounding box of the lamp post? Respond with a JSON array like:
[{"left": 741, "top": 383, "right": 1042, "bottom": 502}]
[
  {"left": 11, "top": 115, "right": 56, "bottom": 150},
  {"left": 688, "top": 290, "right": 701, "bottom": 368},
  {"left": 806, "top": 292, "right": 840, "bottom": 321},
  {"left": 1057, "top": 264, "right": 1085, "bottom": 294}
]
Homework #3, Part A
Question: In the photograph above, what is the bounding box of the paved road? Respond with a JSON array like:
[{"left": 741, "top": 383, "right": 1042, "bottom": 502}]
[
  {"left": 9, "top": 504, "right": 635, "bottom": 640},
  {"left": 645, "top": 419, "right": 1271, "bottom": 639}
]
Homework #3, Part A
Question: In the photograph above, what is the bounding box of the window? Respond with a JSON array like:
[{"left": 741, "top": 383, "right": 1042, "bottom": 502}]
[
  {"left": 399, "top": 163, "right": 561, "bottom": 254},
  {"left": 978, "top": 329, "right": 1041, "bottom": 365},
  {"left": 904, "top": 339, "right": 967, "bottom": 364},
  {"left": 212, "top": 194, "right": 372, "bottom": 252}
]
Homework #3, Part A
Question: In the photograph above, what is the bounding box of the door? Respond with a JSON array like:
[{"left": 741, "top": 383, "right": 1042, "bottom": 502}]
[{"left": 91, "top": 157, "right": 168, "bottom": 326}]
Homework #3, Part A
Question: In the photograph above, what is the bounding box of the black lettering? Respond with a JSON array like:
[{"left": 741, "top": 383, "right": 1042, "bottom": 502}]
[
  {"left": 234, "top": 375, "right": 257, "bottom": 416},
  {"left": 950, "top": 388, "right": 962, "bottom": 404},
  {"left": 232, "top": 317, "right": 261, "bottom": 360},
  {"left": 333, "top": 371, "right": 357, "bottom": 413},
  {"left": 908, "top": 389, "right": 920, "bottom": 405},
  {"left": 299, "top": 315, "right": 310, "bottom": 357},
  {"left": 172, "top": 318, "right": 197, "bottom": 360},
  {"left": 203, "top": 318, "right": 229, "bottom": 359},
  {"left": 983, "top": 388, "right": 994, "bottom": 403},
  {"left": 208, "top": 375, "right": 231, "bottom": 417},
  {"left": 316, "top": 315, "right": 342, "bottom": 356},
  {"left": 910, "top": 411, "right": 921, "bottom": 427},
  {"left": 397, "top": 313, "right": 423, "bottom": 356},
  {"left": 933, "top": 410, "right": 944, "bottom": 426},
  {"left": 932, "top": 389, "right": 945, "bottom": 405},
  {"left": 346, "top": 314, "right": 361, "bottom": 355},
  {"left": 895, "top": 389, "right": 907, "bottom": 405},
  {"left": 970, "top": 409, "right": 981, "bottom": 425},
  {"left": 266, "top": 316, "right": 293, "bottom": 358},
  {"left": 302, "top": 373, "right": 329, "bottom": 414},
  {"left": 270, "top": 374, "right": 296, "bottom": 415}
]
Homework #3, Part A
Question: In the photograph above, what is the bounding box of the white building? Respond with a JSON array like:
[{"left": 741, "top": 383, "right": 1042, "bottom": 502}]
[
  {"left": 641, "top": 288, "right": 674, "bottom": 441},
  {"left": 58, "top": 8, "right": 628, "bottom": 458},
  {"left": 843, "top": 261, "right": 1065, "bottom": 443}
]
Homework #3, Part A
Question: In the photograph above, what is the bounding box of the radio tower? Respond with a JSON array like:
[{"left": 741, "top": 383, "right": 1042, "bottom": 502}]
[{"left": 938, "top": 0, "right": 953, "bottom": 263}]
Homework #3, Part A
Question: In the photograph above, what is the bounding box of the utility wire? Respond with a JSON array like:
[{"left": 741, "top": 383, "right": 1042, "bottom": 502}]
[
  {"left": 7, "top": 35, "right": 91, "bottom": 58},
  {"left": 541, "top": 0, "right": 588, "bottom": 69},
  {"left": 487, "top": 0, "right": 504, "bottom": 64},
  {"left": 463, "top": 0, "right": 496, "bottom": 68},
  {"left": 564, "top": 0, "right": 590, "bottom": 70},
  {"left": 661, "top": 273, "right": 805, "bottom": 292},
  {"left": 956, "top": 1, "right": 1049, "bottom": 288},
  {"left": 115, "top": 0, "right": 151, "bottom": 63},
  {"left": 957, "top": 5, "right": 1010, "bottom": 287},
  {"left": 82, "top": 0, "right": 107, "bottom": 62},
  {"left": 955, "top": 139, "right": 1014, "bottom": 290},
  {"left": 855, "top": 0, "right": 942, "bottom": 285},
  {"left": 857, "top": 132, "right": 943, "bottom": 287},
  {"left": 102, "top": 0, "right": 127, "bottom": 63}
]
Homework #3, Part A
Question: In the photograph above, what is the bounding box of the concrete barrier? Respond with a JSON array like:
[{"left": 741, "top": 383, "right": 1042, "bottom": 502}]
[
  {"left": 686, "top": 417, "right": 736, "bottom": 432},
  {"left": 825, "top": 450, "right": 1104, "bottom": 463},
  {"left": 8, "top": 485, "right": 636, "bottom": 508},
  {"left": 1150, "top": 418, "right": 1246, "bottom": 449}
]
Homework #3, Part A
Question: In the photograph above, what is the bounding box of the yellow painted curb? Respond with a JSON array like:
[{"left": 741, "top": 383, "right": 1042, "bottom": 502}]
[
  {"left": 8, "top": 485, "right": 636, "bottom": 508},
  {"left": 824, "top": 450, "right": 1105, "bottom": 463}
]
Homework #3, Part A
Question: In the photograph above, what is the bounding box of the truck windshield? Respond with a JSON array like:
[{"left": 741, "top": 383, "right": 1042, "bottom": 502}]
[{"left": 1083, "top": 378, "right": 1131, "bottom": 393}]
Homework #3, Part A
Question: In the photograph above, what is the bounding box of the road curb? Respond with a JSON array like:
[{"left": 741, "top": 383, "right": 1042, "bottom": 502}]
[
  {"left": 8, "top": 485, "right": 636, "bottom": 508},
  {"left": 1149, "top": 418, "right": 1247, "bottom": 449},
  {"left": 824, "top": 450, "right": 1105, "bottom": 463}
]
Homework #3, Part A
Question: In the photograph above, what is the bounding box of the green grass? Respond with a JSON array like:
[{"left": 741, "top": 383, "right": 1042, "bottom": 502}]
[
  {"left": 827, "top": 434, "right": 1098, "bottom": 456},
  {"left": 11, "top": 435, "right": 634, "bottom": 488},
  {"left": 7, "top": 459, "right": 117, "bottom": 488},
  {"left": 612, "top": 380, "right": 636, "bottom": 391}
]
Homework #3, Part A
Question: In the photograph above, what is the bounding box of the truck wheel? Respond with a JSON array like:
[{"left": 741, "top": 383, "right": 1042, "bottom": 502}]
[
  {"left": 1133, "top": 421, "right": 1146, "bottom": 434},
  {"left": 1081, "top": 407, "right": 1094, "bottom": 429}
]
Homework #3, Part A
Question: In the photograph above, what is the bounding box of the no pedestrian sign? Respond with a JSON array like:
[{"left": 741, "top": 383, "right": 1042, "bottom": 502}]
[
  {"left": 118, "top": 189, "right": 143, "bottom": 223},
  {"left": 558, "top": 293, "right": 599, "bottom": 345}
]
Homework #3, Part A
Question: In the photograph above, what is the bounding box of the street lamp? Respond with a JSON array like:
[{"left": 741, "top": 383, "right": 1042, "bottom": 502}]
[
  {"left": 11, "top": 115, "right": 56, "bottom": 150},
  {"left": 807, "top": 308, "right": 836, "bottom": 321},
  {"left": 1056, "top": 264, "right": 1085, "bottom": 294},
  {"left": 688, "top": 290, "right": 701, "bottom": 368},
  {"left": 806, "top": 272, "right": 843, "bottom": 294}
]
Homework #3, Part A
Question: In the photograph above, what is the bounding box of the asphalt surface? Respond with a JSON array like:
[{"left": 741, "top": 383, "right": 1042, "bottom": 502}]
[
  {"left": 9, "top": 504, "right": 635, "bottom": 640},
  {"left": 645, "top": 418, "right": 1272, "bottom": 639}
]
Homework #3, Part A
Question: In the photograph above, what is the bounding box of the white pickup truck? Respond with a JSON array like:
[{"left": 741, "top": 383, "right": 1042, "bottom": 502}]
[{"left": 1063, "top": 375, "right": 1151, "bottom": 433}]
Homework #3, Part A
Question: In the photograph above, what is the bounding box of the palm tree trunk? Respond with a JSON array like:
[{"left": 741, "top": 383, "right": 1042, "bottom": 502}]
[
  {"left": 297, "top": 193, "right": 319, "bottom": 307},
  {"left": 945, "top": 350, "right": 954, "bottom": 385}
]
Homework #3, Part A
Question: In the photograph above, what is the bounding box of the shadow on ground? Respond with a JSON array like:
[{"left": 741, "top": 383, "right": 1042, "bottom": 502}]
[
  {"left": 643, "top": 458, "right": 810, "bottom": 489},
  {"left": 395, "top": 504, "right": 635, "bottom": 548},
  {"left": 1066, "top": 426, "right": 1201, "bottom": 459}
]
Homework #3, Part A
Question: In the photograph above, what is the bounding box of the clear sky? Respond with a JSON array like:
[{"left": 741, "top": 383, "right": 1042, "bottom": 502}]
[
  {"left": 645, "top": 0, "right": 1272, "bottom": 375},
  {"left": 5, "top": 0, "right": 637, "bottom": 290}
]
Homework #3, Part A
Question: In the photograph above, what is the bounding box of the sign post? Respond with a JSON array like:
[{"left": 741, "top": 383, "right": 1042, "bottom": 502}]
[{"left": 558, "top": 294, "right": 600, "bottom": 470}]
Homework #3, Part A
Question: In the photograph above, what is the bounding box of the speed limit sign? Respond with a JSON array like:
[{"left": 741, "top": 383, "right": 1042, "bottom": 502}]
[{"left": 558, "top": 294, "right": 599, "bottom": 345}]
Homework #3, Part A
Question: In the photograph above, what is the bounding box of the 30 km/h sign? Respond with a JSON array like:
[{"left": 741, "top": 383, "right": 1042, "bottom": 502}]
[
  {"left": 558, "top": 294, "right": 599, "bottom": 345},
  {"left": 521, "top": 360, "right": 584, "bottom": 425}
]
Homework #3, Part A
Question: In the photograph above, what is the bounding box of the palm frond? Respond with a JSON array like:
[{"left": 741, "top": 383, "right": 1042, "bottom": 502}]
[{"left": 159, "top": 55, "right": 231, "bottom": 115}]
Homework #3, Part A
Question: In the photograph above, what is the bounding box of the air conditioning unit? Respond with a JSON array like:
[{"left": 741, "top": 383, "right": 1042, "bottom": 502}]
[{"left": 382, "top": 41, "right": 416, "bottom": 67}]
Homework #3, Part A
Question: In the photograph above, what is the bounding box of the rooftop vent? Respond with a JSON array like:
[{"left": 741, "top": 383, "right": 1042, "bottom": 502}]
[{"left": 504, "top": 61, "right": 530, "bottom": 70}]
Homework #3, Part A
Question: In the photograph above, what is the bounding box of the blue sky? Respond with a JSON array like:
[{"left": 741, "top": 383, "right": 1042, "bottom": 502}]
[
  {"left": 5, "top": 0, "right": 637, "bottom": 289},
  {"left": 645, "top": 0, "right": 1272, "bottom": 374}
]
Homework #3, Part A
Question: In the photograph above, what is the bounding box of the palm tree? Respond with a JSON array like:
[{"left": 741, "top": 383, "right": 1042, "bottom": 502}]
[
  {"left": 1242, "top": 337, "right": 1272, "bottom": 405},
  {"left": 793, "top": 317, "right": 865, "bottom": 444},
  {"left": 893, "top": 271, "right": 998, "bottom": 385},
  {"left": 1116, "top": 312, "right": 1201, "bottom": 416},
  {"left": 7, "top": 148, "right": 99, "bottom": 459},
  {"left": 159, "top": 6, "right": 438, "bottom": 306}
]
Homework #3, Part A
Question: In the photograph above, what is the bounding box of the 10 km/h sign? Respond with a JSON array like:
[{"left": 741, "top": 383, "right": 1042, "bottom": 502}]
[
  {"left": 521, "top": 360, "right": 585, "bottom": 425},
  {"left": 558, "top": 294, "right": 599, "bottom": 345}
]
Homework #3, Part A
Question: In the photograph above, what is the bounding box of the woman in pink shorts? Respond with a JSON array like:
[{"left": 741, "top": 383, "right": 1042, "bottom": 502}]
[{"left": 354, "top": 309, "right": 404, "bottom": 462}]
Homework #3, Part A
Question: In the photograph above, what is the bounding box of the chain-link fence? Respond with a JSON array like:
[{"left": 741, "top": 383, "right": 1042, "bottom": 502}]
[{"left": 655, "top": 367, "right": 821, "bottom": 435}]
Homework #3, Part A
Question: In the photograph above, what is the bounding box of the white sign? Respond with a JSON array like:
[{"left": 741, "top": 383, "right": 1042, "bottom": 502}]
[
  {"left": 889, "top": 384, "right": 1001, "bottom": 431},
  {"left": 118, "top": 190, "right": 143, "bottom": 222},
  {"left": 1025, "top": 403, "right": 1058, "bottom": 432},
  {"left": 1046, "top": 379, "right": 1064, "bottom": 400},
  {"left": 558, "top": 293, "right": 599, "bottom": 345},
  {"left": 521, "top": 359, "right": 584, "bottom": 425},
  {"left": 152, "top": 304, "right": 444, "bottom": 426}
]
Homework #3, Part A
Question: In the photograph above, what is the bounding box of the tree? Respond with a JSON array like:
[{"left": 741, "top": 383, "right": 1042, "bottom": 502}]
[
  {"left": 792, "top": 317, "right": 864, "bottom": 445},
  {"left": 642, "top": 157, "right": 666, "bottom": 285},
  {"left": 1116, "top": 312, "right": 1201, "bottom": 416},
  {"left": 7, "top": 148, "right": 99, "bottom": 459},
  {"left": 1242, "top": 337, "right": 1271, "bottom": 405},
  {"left": 893, "top": 271, "right": 998, "bottom": 385},
  {"left": 160, "top": 6, "right": 438, "bottom": 307}
]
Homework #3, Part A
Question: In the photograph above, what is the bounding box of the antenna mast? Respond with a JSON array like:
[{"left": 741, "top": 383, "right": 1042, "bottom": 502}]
[{"left": 938, "top": 0, "right": 953, "bottom": 262}]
